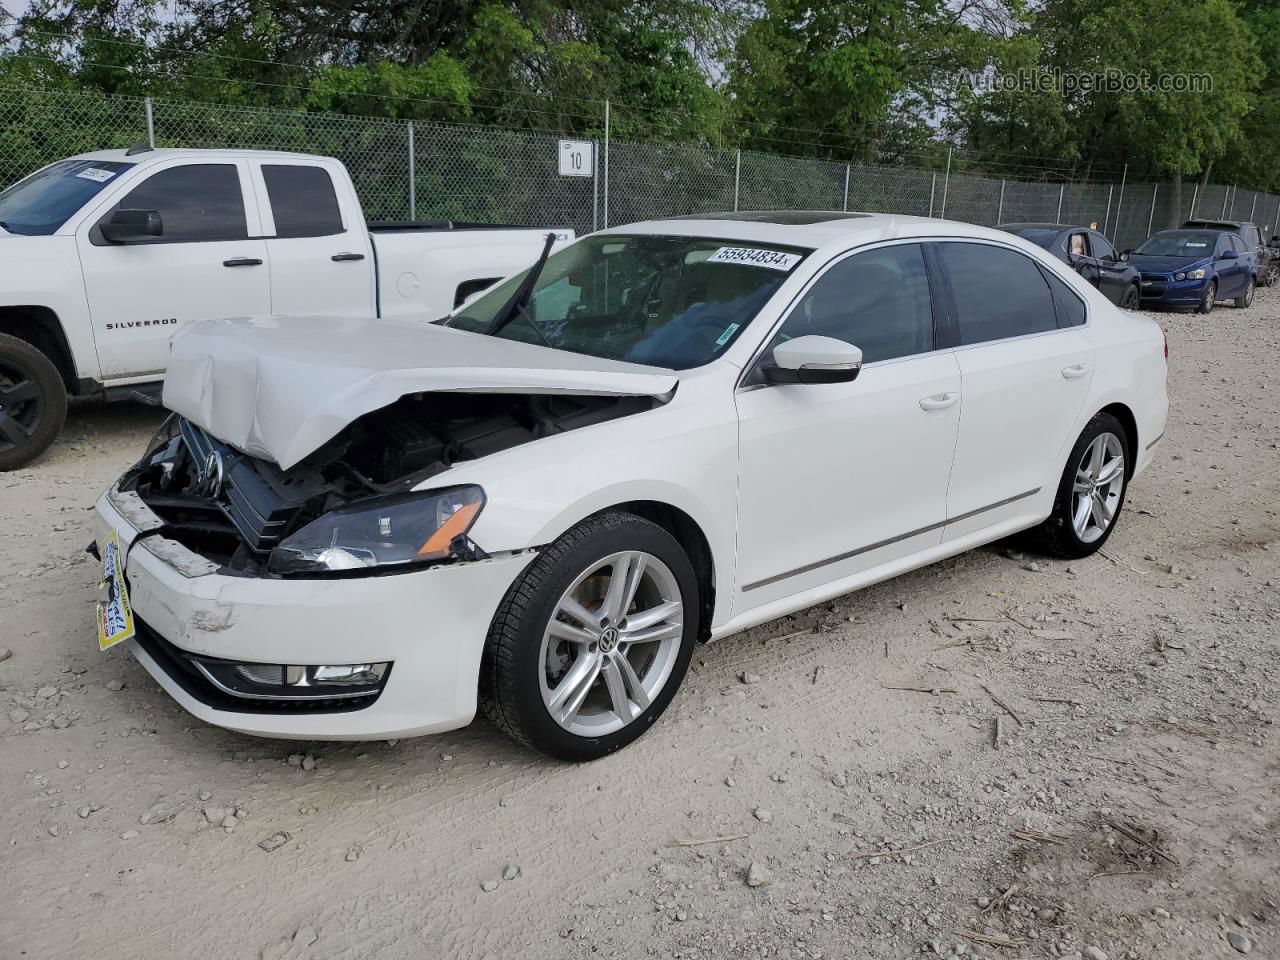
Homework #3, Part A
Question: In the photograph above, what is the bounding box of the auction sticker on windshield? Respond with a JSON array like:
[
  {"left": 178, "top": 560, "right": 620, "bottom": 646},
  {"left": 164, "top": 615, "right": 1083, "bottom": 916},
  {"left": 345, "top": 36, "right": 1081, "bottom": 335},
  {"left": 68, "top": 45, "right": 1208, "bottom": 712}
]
[
  {"left": 96, "top": 530, "right": 135, "bottom": 651},
  {"left": 707, "top": 247, "right": 803, "bottom": 271},
  {"left": 76, "top": 167, "right": 118, "bottom": 183}
]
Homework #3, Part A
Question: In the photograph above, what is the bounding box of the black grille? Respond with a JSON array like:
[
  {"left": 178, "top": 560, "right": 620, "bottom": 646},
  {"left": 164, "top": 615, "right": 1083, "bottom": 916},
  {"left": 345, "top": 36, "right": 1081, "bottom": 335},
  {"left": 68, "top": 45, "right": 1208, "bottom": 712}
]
[{"left": 178, "top": 420, "right": 302, "bottom": 552}]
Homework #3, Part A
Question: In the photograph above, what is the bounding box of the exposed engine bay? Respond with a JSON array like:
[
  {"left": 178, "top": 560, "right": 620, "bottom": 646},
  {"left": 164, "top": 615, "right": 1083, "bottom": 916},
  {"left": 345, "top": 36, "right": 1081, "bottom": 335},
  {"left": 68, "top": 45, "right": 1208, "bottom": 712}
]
[{"left": 123, "top": 391, "right": 660, "bottom": 574}]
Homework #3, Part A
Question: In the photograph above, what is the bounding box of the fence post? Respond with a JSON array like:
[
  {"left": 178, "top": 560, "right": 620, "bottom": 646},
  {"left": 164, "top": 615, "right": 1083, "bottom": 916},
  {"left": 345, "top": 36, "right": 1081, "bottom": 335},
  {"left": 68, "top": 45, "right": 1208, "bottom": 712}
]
[
  {"left": 1221, "top": 183, "right": 1231, "bottom": 218},
  {"left": 842, "top": 163, "right": 850, "bottom": 213},
  {"left": 1056, "top": 183, "right": 1065, "bottom": 223},
  {"left": 602, "top": 100, "right": 610, "bottom": 229},
  {"left": 1249, "top": 192, "right": 1257, "bottom": 222},
  {"left": 1147, "top": 184, "right": 1158, "bottom": 239},
  {"left": 733, "top": 149, "right": 741, "bottom": 212},
  {"left": 144, "top": 97, "right": 155, "bottom": 148},
  {"left": 997, "top": 180, "right": 1005, "bottom": 225},
  {"left": 592, "top": 139, "right": 599, "bottom": 233},
  {"left": 1102, "top": 184, "right": 1114, "bottom": 237},
  {"left": 1188, "top": 183, "right": 1198, "bottom": 220},
  {"left": 1114, "top": 164, "right": 1128, "bottom": 242},
  {"left": 939, "top": 148, "right": 952, "bottom": 219},
  {"left": 928, "top": 173, "right": 937, "bottom": 218},
  {"left": 407, "top": 121, "right": 416, "bottom": 220}
]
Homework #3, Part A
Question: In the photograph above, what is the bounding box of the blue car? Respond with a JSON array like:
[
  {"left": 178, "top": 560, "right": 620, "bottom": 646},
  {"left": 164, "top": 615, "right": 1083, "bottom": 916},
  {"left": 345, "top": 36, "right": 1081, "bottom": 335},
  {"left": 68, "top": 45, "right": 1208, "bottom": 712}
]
[{"left": 1126, "top": 229, "right": 1257, "bottom": 314}]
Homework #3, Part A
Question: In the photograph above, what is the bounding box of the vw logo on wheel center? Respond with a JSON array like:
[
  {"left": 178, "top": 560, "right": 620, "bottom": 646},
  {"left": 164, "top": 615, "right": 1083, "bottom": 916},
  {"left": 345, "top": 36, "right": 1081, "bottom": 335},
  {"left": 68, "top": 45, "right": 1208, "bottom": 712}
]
[{"left": 598, "top": 626, "right": 620, "bottom": 652}]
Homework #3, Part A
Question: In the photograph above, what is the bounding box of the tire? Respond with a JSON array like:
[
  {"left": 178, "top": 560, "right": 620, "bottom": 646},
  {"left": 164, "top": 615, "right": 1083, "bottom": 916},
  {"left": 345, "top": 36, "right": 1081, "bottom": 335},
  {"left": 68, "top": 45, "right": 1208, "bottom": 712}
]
[
  {"left": 1028, "top": 412, "right": 1130, "bottom": 559},
  {"left": 1264, "top": 262, "right": 1280, "bottom": 287},
  {"left": 1234, "top": 276, "right": 1256, "bottom": 308},
  {"left": 1119, "top": 284, "right": 1141, "bottom": 310},
  {"left": 0, "top": 332, "right": 68, "bottom": 471},
  {"left": 1198, "top": 281, "right": 1216, "bottom": 314},
  {"left": 480, "top": 511, "right": 699, "bottom": 762}
]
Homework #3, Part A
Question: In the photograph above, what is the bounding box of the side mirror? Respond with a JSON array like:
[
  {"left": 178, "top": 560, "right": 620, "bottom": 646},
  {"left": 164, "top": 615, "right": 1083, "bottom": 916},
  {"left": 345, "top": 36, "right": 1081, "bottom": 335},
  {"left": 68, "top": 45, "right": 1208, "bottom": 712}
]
[
  {"left": 763, "top": 335, "right": 863, "bottom": 385},
  {"left": 100, "top": 208, "right": 163, "bottom": 243},
  {"left": 1120, "top": 249, "right": 1131, "bottom": 260},
  {"left": 1220, "top": 249, "right": 1239, "bottom": 260}
]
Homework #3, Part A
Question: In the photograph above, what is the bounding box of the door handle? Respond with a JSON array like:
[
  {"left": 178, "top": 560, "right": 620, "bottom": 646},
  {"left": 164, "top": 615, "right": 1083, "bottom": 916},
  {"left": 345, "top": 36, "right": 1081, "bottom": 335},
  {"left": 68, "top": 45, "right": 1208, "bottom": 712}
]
[
  {"left": 223, "top": 258, "right": 263, "bottom": 267},
  {"left": 1061, "top": 363, "right": 1092, "bottom": 380},
  {"left": 331, "top": 252, "right": 366, "bottom": 262},
  {"left": 918, "top": 392, "right": 959, "bottom": 411}
]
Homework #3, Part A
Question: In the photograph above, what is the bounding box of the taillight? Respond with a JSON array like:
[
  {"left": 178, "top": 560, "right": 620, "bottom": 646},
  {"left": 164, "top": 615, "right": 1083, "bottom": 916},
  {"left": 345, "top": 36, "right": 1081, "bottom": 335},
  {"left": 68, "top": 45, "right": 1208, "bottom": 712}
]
[{"left": 1163, "top": 331, "right": 1169, "bottom": 359}]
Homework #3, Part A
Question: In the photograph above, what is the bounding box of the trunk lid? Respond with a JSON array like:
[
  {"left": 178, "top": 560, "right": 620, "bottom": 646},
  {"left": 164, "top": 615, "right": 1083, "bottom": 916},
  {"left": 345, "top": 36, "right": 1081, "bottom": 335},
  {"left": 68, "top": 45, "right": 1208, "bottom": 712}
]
[{"left": 163, "top": 314, "right": 678, "bottom": 469}]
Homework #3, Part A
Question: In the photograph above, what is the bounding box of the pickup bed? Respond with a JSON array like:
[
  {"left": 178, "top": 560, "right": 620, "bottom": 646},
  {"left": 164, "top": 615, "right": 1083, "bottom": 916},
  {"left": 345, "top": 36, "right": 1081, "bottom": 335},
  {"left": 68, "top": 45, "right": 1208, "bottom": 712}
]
[{"left": 0, "top": 147, "right": 573, "bottom": 468}]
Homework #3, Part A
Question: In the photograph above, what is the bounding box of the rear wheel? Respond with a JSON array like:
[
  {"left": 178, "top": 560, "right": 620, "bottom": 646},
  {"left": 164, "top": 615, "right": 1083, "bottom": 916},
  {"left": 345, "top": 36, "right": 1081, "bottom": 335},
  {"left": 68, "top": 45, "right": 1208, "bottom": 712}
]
[
  {"left": 1198, "top": 281, "right": 1217, "bottom": 315},
  {"left": 480, "top": 512, "right": 699, "bottom": 761},
  {"left": 1264, "top": 262, "right": 1280, "bottom": 287},
  {"left": 1120, "top": 284, "right": 1141, "bottom": 310},
  {"left": 1234, "top": 276, "right": 1256, "bottom": 308},
  {"left": 1029, "top": 412, "right": 1129, "bottom": 559},
  {"left": 0, "top": 333, "right": 67, "bottom": 471}
]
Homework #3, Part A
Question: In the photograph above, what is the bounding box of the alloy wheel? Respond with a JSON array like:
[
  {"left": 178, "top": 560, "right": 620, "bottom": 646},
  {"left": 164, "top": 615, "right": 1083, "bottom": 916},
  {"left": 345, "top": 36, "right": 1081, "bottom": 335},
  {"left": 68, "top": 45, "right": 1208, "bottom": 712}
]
[
  {"left": 1071, "top": 432, "right": 1125, "bottom": 544},
  {"left": 1266, "top": 263, "right": 1280, "bottom": 287},
  {"left": 539, "top": 550, "right": 684, "bottom": 737},
  {"left": 0, "top": 359, "right": 42, "bottom": 456}
]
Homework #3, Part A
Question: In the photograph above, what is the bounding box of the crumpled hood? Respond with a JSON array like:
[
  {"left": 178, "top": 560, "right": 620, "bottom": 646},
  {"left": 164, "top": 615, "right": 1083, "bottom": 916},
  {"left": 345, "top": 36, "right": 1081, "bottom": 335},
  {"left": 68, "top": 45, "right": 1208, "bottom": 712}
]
[
  {"left": 163, "top": 314, "right": 678, "bottom": 469},
  {"left": 1128, "top": 254, "right": 1213, "bottom": 274}
]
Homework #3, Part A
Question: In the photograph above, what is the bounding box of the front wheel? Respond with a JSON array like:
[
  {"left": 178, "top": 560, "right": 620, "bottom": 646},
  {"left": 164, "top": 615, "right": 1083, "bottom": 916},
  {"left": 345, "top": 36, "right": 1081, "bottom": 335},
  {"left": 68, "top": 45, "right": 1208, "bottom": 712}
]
[
  {"left": 1120, "top": 284, "right": 1141, "bottom": 310},
  {"left": 0, "top": 333, "right": 68, "bottom": 471},
  {"left": 1198, "top": 281, "right": 1217, "bottom": 315},
  {"left": 1029, "top": 412, "right": 1129, "bottom": 559},
  {"left": 1264, "top": 262, "right": 1280, "bottom": 287},
  {"left": 480, "top": 512, "right": 699, "bottom": 761},
  {"left": 1234, "top": 276, "right": 1256, "bottom": 308}
]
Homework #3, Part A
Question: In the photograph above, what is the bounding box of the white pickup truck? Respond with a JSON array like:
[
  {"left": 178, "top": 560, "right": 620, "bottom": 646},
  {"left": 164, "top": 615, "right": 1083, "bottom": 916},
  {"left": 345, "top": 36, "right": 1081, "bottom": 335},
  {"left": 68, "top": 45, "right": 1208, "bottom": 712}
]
[{"left": 0, "top": 147, "right": 573, "bottom": 469}]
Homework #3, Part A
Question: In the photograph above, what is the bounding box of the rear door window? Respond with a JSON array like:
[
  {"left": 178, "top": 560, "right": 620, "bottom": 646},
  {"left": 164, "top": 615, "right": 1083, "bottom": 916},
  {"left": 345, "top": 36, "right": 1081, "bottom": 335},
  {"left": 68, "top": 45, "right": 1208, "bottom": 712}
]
[
  {"left": 262, "top": 165, "right": 344, "bottom": 237},
  {"left": 104, "top": 164, "right": 247, "bottom": 242},
  {"left": 937, "top": 242, "right": 1057, "bottom": 345}
]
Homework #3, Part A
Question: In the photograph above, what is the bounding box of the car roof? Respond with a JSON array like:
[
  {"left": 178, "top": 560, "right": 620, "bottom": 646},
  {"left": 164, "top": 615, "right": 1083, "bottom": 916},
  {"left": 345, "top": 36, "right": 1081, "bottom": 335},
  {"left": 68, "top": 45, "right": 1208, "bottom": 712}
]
[
  {"left": 1000, "top": 222, "right": 1070, "bottom": 232},
  {"left": 1184, "top": 219, "right": 1251, "bottom": 229},
  {"left": 67, "top": 147, "right": 332, "bottom": 164},
  {"left": 604, "top": 212, "right": 1033, "bottom": 251}
]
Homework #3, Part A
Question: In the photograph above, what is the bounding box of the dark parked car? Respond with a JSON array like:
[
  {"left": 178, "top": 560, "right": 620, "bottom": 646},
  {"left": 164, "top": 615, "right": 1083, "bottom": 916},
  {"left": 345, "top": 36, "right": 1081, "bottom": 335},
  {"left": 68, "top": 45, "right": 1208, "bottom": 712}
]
[
  {"left": 1126, "top": 229, "right": 1256, "bottom": 314},
  {"left": 999, "top": 223, "right": 1141, "bottom": 309},
  {"left": 1182, "top": 219, "right": 1277, "bottom": 287}
]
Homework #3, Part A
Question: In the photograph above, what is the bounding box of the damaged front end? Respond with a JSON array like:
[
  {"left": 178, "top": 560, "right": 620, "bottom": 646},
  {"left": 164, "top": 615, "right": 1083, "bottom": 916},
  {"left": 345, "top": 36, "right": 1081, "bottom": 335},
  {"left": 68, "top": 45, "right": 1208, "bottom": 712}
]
[{"left": 120, "top": 391, "right": 658, "bottom": 577}]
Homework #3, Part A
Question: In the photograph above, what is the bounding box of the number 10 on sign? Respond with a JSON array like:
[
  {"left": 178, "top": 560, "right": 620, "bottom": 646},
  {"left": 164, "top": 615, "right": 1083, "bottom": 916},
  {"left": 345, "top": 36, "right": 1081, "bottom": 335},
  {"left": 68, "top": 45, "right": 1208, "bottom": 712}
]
[{"left": 559, "top": 140, "right": 594, "bottom": 177}]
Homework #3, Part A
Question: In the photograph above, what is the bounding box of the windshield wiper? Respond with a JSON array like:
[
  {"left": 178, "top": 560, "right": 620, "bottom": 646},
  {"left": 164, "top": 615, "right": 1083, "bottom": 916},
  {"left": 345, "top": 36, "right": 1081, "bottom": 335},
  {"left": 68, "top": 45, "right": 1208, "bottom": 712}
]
[{"left": 486, "top": 232, "right": 557, "bottom": 336}]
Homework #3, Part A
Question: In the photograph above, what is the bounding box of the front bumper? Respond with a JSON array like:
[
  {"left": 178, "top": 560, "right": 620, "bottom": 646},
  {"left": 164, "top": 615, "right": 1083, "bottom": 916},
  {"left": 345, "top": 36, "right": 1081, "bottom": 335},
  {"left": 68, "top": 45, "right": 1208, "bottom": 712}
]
[
  {"left": 1138, "top": 275, "right": 1211, "bottom": 307},
  {"left": 94, "top": 485, "right": 535, "bottom": 740}
]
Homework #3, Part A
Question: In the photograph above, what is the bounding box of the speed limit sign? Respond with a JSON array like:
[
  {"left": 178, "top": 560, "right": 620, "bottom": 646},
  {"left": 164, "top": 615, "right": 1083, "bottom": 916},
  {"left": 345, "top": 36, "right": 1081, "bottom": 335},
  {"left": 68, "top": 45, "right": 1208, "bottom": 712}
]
[{"left": 558, "top": 140, "right": 594, "bottom": 177}]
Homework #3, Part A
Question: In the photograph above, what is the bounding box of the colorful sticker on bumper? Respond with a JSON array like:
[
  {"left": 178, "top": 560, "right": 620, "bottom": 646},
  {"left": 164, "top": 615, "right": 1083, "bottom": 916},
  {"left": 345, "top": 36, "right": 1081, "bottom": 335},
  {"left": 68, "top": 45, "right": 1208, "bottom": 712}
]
[
  {"left": 707, "top": 247, "right": 802, "bottom": 271},
  {"left": 96, "top": 530, "right": 135, "bottom": 651}
]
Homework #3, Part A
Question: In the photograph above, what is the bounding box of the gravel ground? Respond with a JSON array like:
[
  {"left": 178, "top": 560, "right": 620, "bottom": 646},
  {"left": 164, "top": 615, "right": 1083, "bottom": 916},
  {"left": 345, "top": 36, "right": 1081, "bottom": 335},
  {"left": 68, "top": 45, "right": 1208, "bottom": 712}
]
[{"left": 1, "top": 294, "right": 1277, "bottom": 960}]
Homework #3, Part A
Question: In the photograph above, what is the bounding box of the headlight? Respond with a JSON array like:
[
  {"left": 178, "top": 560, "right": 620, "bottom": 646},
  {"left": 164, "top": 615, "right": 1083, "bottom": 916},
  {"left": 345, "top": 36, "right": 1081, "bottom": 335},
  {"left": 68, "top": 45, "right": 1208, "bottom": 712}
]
[
  {"left": 1186, "top": 268, "right": 1206, "bottom": 280},
  {"left": 268, "top": 485, "right": 485, "bottom": 575},
  {"left": 141, "top": 413, "right": 180, "bottom": 462},
  {"left": 1174, "top": 272, "right": 1185, "bottom": 281}
]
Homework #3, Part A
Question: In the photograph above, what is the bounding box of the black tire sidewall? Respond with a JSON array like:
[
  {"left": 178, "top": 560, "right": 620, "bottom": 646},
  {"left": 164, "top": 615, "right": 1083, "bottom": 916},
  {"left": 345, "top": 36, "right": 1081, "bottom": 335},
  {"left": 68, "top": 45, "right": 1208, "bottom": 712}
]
[
  {"left": 1121, "top": 285, "right": 1140, "bottom": 310},
  {"left": 1200, "top": 282, "right": 1216, "bottom": 314},
  {"left": 0, "top": 333, "right": 68, "bottom": 471},
  {"left": 1044, "top": 413, "right": 1130, "bottom": 558},
  {"left": 1236, "top": 278, "right": 1255, "bottom": 307},
  {"left": 486, "top": 514, "right": 699, "bottom": 762}
]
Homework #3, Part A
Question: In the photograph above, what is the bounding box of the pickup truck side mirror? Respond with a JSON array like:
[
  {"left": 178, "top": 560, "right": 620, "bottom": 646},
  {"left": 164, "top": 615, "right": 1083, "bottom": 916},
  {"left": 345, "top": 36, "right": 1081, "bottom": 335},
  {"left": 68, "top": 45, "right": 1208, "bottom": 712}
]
[
  {"left": 101, "top": 208, "right": 163, "bottom": 243},
  {"left": 763, "top": 335, "right": 863, "bottom": 385}
]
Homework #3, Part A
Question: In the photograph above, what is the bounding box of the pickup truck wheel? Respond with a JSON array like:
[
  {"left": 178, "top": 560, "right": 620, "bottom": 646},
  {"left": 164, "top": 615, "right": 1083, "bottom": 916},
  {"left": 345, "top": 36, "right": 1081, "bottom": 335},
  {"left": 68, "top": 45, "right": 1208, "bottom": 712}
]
[
  {"left": 1264, "top": 262, "right": 1280, "bottom": 287},
  {"left": 1028, "top": 412, "right": 1129, "bottom": 559},
  {"left": 480, "top": 512, "right": 698, "bottom": 761},
  {"left": 1234, "top": 276, "right": 1256, "bottom": 308},
  {"left": 0, "top": 333, "right": 67, "bottom": 471}
]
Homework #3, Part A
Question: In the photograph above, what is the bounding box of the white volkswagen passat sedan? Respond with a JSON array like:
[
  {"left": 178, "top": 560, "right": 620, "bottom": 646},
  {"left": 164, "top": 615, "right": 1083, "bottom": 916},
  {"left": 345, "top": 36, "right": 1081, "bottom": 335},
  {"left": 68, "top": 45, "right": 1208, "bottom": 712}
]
[{"left": 93, "top": 212, "right": 1167, "bottom": 760}]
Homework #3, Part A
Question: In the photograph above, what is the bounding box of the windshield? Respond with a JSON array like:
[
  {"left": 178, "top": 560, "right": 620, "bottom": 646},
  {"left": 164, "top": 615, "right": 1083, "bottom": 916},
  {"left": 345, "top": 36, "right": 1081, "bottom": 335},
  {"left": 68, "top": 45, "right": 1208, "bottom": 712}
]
[
  {"left": 442, "top": 234, "right": 809, "bottom": 370},
  {"left": 0, "top": 158, "right": 133, "bottom": 236},
  {"left": 1134, "top": 231, "right": 1218, "bottom": 258},
  {"left": 1004, "top": 227, "right": 1059, "bottom": 248}
]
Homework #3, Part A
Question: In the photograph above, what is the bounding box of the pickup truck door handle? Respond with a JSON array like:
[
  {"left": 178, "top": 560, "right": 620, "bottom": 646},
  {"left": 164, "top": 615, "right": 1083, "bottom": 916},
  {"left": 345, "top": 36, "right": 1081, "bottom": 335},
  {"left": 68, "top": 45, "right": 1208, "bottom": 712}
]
[
  {"left": 331, "top": 252, "right": 366, "bottom": 262},
  {"left": 1061, "top": 363, "right": 1092, "bottom": 380},
  {"left": 223, "top": 258, "right": 263, "bottom": 268},
  {"left": 918, "top": 392, "right": 959, "bottom": 411}
]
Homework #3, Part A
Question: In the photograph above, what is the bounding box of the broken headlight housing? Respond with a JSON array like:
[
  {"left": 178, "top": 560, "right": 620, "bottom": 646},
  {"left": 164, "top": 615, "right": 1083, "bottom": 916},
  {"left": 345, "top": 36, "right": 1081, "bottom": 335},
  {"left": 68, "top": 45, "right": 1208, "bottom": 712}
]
[{"left": 267, "top": 485, "right": 485, "bottom": 576}]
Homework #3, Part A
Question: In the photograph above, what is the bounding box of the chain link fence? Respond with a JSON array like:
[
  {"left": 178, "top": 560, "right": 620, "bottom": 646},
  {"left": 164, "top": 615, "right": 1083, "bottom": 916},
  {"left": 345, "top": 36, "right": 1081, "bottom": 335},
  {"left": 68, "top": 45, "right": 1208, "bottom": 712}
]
[{"left": 2, "top": 85, "right": 1278, "bottom": 251}]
